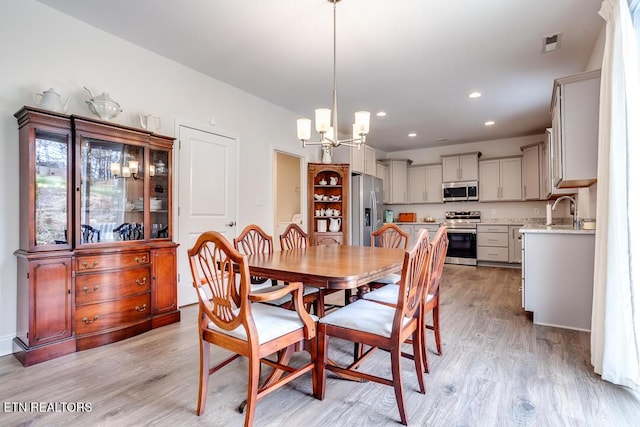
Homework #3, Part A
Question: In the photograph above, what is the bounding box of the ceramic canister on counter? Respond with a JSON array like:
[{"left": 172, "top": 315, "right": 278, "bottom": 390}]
[{"left": 384, "top": 210, "right": 394, "bottom": 223}]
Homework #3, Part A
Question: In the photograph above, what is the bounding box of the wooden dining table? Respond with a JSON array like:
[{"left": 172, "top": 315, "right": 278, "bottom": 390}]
[
  {"left": 244, "top": 244, "right": 406, "bottom": 292},
  {"left": 244, "top": 244, "right": 406, "bottom": 389}
]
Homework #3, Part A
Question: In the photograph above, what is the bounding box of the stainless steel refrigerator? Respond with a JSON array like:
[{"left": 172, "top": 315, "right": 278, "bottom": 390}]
[{"left": 351, "top": 174, "right": 383, "bottom": 246}]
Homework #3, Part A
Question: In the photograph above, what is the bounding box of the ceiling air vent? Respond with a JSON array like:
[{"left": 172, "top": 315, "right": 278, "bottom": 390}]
[{"left": 543, "top": 33, "right": 561, "bottom": 53}]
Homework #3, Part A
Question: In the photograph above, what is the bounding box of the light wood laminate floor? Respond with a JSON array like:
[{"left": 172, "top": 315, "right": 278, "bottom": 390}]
[{"left": 1, "top": 265, "right": 639, "bottom": 426}]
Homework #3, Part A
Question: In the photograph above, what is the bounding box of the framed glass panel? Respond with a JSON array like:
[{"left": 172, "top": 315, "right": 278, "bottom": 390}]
[
  {"left": 149, "top": 149, "right": 169, "bottom": 239},
  {"left": 35, "top": 130, "right": 69, "bottom": 246},
  {"left": 80, "top": 139, "right": 145, "bottom": 243}
]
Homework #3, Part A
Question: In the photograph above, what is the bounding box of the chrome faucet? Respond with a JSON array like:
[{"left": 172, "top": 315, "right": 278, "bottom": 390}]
[{"left": 552, "top": 195, "right": 580, "bottom": 228}]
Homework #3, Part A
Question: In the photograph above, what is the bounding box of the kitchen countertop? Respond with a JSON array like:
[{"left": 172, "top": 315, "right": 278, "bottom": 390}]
[{"left": 519, "top": 224, "right": 596, "bottom": 235}]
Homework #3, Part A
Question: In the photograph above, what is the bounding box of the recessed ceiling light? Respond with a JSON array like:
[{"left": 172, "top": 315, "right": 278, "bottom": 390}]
[
  {"left": 468, "top": 91, "right": 482, "bottom": 98},
  {"left": 484, "top": 121, "right": 495, "bottom": 126},
  {"left": 376, "top": 111, "right": 386, "bottom": 117},
  {"left": 408, "top": 133, "right": 417, "bottom": 137}
]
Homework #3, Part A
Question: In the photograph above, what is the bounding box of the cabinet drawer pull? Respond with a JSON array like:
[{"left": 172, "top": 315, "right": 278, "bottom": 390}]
[
  {"left": 82, "top": 315, "right": 99, "bottom": 324},
  {"left": 82, "top": 285, "right": 99, "bottom": 293},
  {"left": 135, "top": 277, "right": 147, "bottom": 286},
  {"left": 134, "top": 256, "right": 147, "bottom": 264},
  {"left": 82, "top": 261, "right": 99, "bottom": 269},
  {"left": 134, "top": 304, "right": 147, "bottom": 312}
]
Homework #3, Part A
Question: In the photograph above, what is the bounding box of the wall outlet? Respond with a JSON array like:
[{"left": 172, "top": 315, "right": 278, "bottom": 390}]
[
  {"left": 256, "top": 196, "right": 265, "bottom": 206},
  {"left": 491, "top": 209, "right": 496, "bottom": 215},
  {"left": 534, "top": 208, "right": 540, "bottom": 215}
]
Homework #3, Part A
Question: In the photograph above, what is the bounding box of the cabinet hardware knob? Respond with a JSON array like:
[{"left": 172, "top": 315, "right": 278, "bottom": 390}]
[
  {"left": 226, "top": 221, "right": 236, "bottom": 227},
  {"left": 134, "top": 304, "right": 147, "bottom": 312},
  {"left": 82, "top": 315, "right": 99, "bottom": 324},
  {"left": 82, "top": 285, "right": 99, "bottom": 293},
  {"left": 134, "top": 256, "right": 147, "bottom": 264},
  {"left": 135, "top": 277, "right": 147, "bottom": 286}
]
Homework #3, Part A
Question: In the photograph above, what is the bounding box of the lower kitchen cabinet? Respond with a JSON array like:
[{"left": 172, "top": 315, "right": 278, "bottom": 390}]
[
  {"left": 477, "top": 225, "right": 509, "bottom": 262},
  {"left": 521, "top": 230, "right": 595, "bottom": 330}
]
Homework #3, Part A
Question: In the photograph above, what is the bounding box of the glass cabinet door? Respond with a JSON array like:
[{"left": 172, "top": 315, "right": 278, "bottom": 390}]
[
  {"left": 34, "top": 130, "right": 71, "bottom": 248},
  {"left": 79, "top": 139, "right": 145, "bottom": 244},
  {"left": 149, "top": 148, "right": 170, "bottom": 239}
]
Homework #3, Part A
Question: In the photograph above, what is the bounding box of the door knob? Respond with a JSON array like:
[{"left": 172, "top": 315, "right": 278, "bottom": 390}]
[{"left": 226, "top": 221, "right": 236, "bottom": 227}]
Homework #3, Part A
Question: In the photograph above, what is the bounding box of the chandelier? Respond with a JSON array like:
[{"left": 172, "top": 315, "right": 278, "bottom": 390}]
[{"left": 296, "top": 0, "right": 370, "bottom": 155}]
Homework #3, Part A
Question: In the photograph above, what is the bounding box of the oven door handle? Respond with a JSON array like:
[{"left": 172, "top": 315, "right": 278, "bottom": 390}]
[{"left": 446, "top": 229, "right": 477, "bottom": 234}]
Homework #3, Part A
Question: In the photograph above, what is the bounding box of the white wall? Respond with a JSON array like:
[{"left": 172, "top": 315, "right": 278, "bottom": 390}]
[{"left": 0, "top": 1, "right": 318, "bottom": 357}]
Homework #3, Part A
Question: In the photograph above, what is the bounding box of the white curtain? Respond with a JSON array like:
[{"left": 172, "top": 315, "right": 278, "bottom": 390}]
[{"left": 591, "top": 0, "right": 640, "bottom": 389}]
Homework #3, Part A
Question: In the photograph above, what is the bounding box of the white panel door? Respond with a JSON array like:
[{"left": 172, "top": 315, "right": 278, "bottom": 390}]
[{"left": 177, "top": 125, "right": 238, "bottom": 306}]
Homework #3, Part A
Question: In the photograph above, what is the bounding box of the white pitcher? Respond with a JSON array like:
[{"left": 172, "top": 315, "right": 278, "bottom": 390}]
[{"left": 329, "top": 217, "right": 341, "bottom": 232}]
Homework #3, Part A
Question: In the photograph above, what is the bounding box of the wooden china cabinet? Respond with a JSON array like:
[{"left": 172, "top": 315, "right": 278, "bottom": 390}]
[
  {"left": 307, "top": 163, "right": 349, "bottom": 246},
  {"left": 13, "top": 106, "right": 180, "bottom": 366}
]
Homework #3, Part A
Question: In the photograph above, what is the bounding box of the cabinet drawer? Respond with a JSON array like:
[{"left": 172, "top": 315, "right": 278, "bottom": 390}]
[
  {"left": 477, "top": 225, "right": 509, "bottom": 233},
  {"left": 477, "top": 233, "right": 509, "bottom": 247},
  {"left": 75, "top": 293, "right": 151, "bottom": 335},
  {"left": 477, "top": 246, "right": 509, "bottom": 262},
  {"left": 76, "top": 251, "right": 150, "bottom": 272},
  {"left": 75, "top": 267, "right": 151, "bottom": 305}
]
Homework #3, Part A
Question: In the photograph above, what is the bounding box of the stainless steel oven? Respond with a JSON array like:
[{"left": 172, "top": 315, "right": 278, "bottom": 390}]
[{"left": 444, "top": 211, "right": 480, "bottom": 266}]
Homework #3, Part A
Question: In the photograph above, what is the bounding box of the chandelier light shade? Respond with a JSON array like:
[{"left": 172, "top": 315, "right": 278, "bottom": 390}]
[{"left": 297, "top": 0, "right": 370, "bottom": 151}]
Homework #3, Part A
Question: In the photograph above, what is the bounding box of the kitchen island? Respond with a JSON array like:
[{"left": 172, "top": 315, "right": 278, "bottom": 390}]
[{"left": 519, "top": 224, "right": 595, "bottom": 331}]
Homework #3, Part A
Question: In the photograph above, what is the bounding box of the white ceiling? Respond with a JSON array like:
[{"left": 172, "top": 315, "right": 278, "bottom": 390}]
[{"left": 36, "top": 0, "right": 604, "bottom": 152}]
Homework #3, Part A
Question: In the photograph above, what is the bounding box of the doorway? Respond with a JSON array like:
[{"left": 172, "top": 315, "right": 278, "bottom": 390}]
[{"left": 273, "top": 151, "right": 305, "bottom": 250}]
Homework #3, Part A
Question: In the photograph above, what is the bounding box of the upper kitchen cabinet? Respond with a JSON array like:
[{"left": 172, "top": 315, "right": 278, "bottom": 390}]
[
  {"left": 408, "top": 164, "right": 443, "bottom": 204},
  {"left": 382, "top": 159, "right": 412, "bottom": 204},
  {"left": 551, "top": 69, "right": 601, "bottom": 188},
  {"left": 333, "top": 143, "right": 377, "bottom": 176},
  {"left": 521, "top": 143, "right": 541, "bottom": 200},
  {"left": 479, "top": 156, "right": 522, "bottom": 202},
  {"left": 441, "top": 152, "right": 480, "bottom": 182},
  {"left": 541, "top": 128, "right": 575, "bottom": 198},
  {"left": 376, "top": 162, "right": 389, "bottom": 204}
]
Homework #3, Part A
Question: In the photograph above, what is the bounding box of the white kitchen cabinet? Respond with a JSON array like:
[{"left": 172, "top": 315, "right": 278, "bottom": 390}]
[
  {"left": 521, "top": 143, "right": 541, "bottom": 200},
  {"left": 376, "top": 162, "right": 389, "bottom": 204},
  {"left": 408, "top": 164, "right": 442, "bottom": 204},
  {"left": 396, "top": 223, "right": 440, "bottom": 247},
  {"left": 386, "top": 159, "right": 411, "bottom": 204},
  {"left": 441, "top": 152, "right": 479, "bottom": 182},
  {"left": 522, "top": 231, "right": 595, "bottom": 330},
  {"left": 478, "top": 157, "right": 522, "bottom": 201},
  {"left": 477, "top": 225, "right": 509, "bottom": 262},
  {"left": 551, "top": 69, "right": 601, "bottom": 188},
  {"left": 334, "top": 143, "right": 377, "bottom": 176},
  {"left": 508, "top": 225, "right": 522, "bottom": 263},
  {"left": 542, "top": 128, "right": 576, "bottom": 199}
]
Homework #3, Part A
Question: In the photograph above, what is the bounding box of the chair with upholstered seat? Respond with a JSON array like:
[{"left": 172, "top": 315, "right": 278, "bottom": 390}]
[
  {"left": 233, "top": 224, "right": 279, "bottom": 290},
  {"left": 278, "top": 223, "right": 326, "bottom": 315},
  {"left": 317, "top": 229, "right": 431, "bottom": 426},
  {"left": 364, "top": 225, "right": 449, "bottom": 373},
  {"left": 188, "top": 230, "right": 319, "bottom": 426}
]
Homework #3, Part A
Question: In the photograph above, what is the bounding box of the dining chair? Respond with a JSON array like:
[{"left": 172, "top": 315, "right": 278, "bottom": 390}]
[
  {"left": 187, "top": 230, "right": 319, "bottom": 426},
  {"left": 368, "top": 223, "right": 410, "bottom": 287},
  {"left": 317, "top": 228, "right": 431, "bottom": 426},
  {"left": 278, "top": 223, "right": 326, "bottom": 316},
  {"left": 234, "top": 224, "right": 278, "bottom": 289},
  {"left": 363, "top": 225, "right": 449, "bottom": 373}
]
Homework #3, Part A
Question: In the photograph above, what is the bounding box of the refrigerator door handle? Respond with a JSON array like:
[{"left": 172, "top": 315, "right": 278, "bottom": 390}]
[{"left": 370, "top": 190, "right": 377, "bottom": 230}]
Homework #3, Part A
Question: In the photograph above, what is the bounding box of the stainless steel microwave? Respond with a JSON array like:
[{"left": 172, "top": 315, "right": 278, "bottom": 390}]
[{"left": 442, "top": 181, "right": 479, "bottom": 202}]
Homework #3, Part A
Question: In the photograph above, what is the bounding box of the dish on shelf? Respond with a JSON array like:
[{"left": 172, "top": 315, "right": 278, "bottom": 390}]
[
  {"left": 319, "top": 180, "right": 327, "bottom": 185},
  {"left": 314, "top": 194, "right": 323, "bottom": 200}
]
